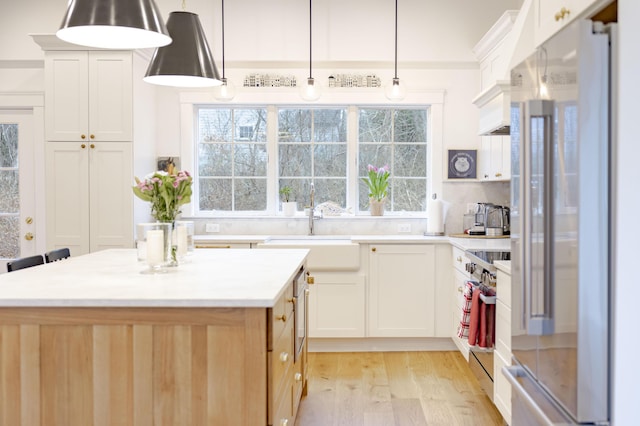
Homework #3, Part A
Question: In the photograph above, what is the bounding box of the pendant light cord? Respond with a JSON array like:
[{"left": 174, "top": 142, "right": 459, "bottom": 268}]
[
  {"left": 222, "top": 0, "right": 226, "bottom": 79},
  {"left": 394, "top": 0, "right": 398, "bottom": 79},
  {"left": 308, "top": 0, "right": 313, "bottom": 80}
]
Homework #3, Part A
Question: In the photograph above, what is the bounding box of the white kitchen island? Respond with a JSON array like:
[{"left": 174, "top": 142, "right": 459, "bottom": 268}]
[{"left": 0, "top": 248, "right": 309, "bottom": 426}]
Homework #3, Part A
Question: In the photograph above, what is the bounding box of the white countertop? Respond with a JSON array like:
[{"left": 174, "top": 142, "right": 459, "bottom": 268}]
[
  {"left": 195, "top": 234, "right": 511, "bottom": 251},
  {"left": 0, "top": 249, "right": 308, "bottom": 308}
]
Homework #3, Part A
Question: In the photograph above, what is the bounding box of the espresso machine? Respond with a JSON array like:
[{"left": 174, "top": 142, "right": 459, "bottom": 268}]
[{"left": 465, "top": 203, "right": 510, "bottom": 236}]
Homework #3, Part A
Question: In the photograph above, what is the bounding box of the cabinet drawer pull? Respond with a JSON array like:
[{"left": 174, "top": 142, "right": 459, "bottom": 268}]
[
  {"left": 90, "top": 143, "right": 95, "bottom": 149},
  {"left": 456, "top": 256, "right": 462, "bottom": 262},
  {"left": 90, "top": 134, "right": 95, "bottom": 139},
  {"left": 280, "top": 419, "right": 289, "bottom": 426},
  {"left": 371, "top": 247, "right": 376, "bottom": 252},
  {"left": 276, "top": 314, "right": 287, "bottom": 322},
  {"left": 279, "top": 352, "right": 289, "bottom": 363},
  {"left": 295, "top": 372, "right": 302, "bottom": 382},
  {"left": 306, "top": 275, "right": 315, "bottom": 285},
  {"left": 81, "top": 134, "right": 86, "bottom": 139},
  {"left": 495, "top": 172, "right": 502, "bottom": 178},
  {"left": 457, "top": 286, "right": 463, "bottom": 293}
]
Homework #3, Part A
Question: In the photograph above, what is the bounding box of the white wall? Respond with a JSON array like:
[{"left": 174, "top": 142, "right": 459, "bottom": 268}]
[{"left": 1, "top": 0, "right": 522, "bottom": 63}]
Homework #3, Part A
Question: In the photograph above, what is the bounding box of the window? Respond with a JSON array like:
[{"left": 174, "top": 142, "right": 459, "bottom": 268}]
[
  {"left": 194, "top": 105, "right": 430, "bottom": 215},
  {"left": 278, "top": 108, "right": 347, "bottom": 209},
  {"left": 197, "top": 108, "right": 268, "bottom": 211},
  {"left": 358, "top": 108, "right": 428, "bottom": 212}
]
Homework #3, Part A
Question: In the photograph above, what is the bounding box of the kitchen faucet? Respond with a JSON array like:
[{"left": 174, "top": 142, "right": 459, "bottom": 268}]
[{"left": 309, "top": 183, "right": 315, "bottom": 235}]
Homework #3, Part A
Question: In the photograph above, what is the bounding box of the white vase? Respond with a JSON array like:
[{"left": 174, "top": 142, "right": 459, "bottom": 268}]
[{"left": 282, "top": 201, "right": 297, "bottom": 217}]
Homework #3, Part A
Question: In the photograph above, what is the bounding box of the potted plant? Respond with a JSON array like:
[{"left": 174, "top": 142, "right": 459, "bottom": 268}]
[
  {"left": 362, "top": 164, "right": 390, "bottom": 216},
  {"left": 279, "top": 185, "right": 297, "bottom": 217}
]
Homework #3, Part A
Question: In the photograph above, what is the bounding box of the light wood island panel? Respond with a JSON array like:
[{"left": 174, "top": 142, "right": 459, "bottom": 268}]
[{"left": 0, "top": 307, "right": 269, "bottom": 426}]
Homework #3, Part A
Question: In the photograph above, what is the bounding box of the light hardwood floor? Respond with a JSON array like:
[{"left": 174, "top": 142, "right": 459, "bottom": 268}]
[{"left": 295, "top": 351, "right": 504, "bottom": 426}]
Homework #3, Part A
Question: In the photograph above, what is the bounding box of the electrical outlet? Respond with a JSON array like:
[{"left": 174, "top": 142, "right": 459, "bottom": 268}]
[
  {"left": 398, "top": 224, "right": 411, "bottom": 233},
  {"left": 206, "top": 223, "right": 220, "bottom": 233}
]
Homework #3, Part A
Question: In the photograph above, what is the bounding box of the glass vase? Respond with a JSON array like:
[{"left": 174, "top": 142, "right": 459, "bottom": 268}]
[
  {"left": 137, "top": 222, "right": 173, "bottom": 273},
  {"left": 173, "top": 220, "right": 194, "bottom": 263}
]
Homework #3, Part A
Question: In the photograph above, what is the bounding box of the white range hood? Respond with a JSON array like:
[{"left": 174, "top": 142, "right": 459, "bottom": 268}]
[
  {"left": 472, "top": 0, "right": 534, "bottom": 136},
  {"left": 472, "top": 80, "right": 511, "bottom": 135}
]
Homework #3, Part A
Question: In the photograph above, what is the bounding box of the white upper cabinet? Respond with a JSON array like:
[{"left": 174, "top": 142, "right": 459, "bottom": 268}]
[
  {"left": 45, "top": 51, "right": 132, "bottom": 142},
  {"left": 534, "top": 0, "right": 613, "bottom": 47},
  {"left": 479, "top": 136, "right": 511, "bottom": 181}
]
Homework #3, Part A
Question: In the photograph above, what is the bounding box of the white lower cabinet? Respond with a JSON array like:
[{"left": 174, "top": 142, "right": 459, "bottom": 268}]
[
  {"left": 451, "top": 246, "right": 470, "bottom": 359},
  {"left": 368, "top": 244, "right": 437, "bottom": 337},
  {"left": 45, "top": 142, "right": 133, "bottom": 255},
  {"left": 308, "top": 272, "right": 365, "bottom": 338},
  {"left": 494, "top": 268, "right": 512, "bottom": 424}
]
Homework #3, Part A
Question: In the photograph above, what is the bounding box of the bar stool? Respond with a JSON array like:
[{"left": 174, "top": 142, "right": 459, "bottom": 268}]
[
  {"left": 6, "top": 254, "right": 45, "bottom": 272},
  {"left": 44, "top": 248, "right": 71, "bottom": 263}
]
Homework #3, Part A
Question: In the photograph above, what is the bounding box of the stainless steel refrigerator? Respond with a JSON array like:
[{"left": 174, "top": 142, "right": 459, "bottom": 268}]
[{"left": 504, "top": 18, "right": 615, "bottom": 425}]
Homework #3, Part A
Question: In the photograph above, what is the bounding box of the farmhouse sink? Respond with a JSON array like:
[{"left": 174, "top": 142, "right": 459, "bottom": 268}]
[{"left": 257, "top": 236, "right": 359, "bottom": 271}]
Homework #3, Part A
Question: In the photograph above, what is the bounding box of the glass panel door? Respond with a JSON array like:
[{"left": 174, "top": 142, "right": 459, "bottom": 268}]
[{"left": 0, "top": 111, "right": 36, "bottom": 270}]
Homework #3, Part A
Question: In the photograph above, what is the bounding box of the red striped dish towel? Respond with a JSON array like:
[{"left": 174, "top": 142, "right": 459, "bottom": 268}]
[
  {"left": 457, "top": 281, "right": 476, "bottom": 338},
  {"left": 468, "top": 284, "right": 496, "bottom": 348}
]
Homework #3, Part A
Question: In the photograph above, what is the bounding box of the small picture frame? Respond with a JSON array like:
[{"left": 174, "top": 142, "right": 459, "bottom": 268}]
[
  {"left": 447, "top": 149, "right": 477, "bottom": 179},
  {"left": 157, "top": 157, "right": 180, "bottom": 174}
]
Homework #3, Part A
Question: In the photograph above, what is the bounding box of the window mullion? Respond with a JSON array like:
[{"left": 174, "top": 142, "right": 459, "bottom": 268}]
[
  {"left": 267, "top": 105, "right": 278, "bottom": 214},
  {"left": 347, "top": 105, "right": 358, "bottom": 213}
]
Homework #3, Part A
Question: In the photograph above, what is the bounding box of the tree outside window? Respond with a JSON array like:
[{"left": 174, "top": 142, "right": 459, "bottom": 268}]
[
  {"left": 358, "top": 108, "right": 428, "bottom": 212},
  {"left": 197, "top": 108, "right": 268, "bottom": 211},
  {"left": 278, "top": 108, "right": 347, "bottom": 209}
]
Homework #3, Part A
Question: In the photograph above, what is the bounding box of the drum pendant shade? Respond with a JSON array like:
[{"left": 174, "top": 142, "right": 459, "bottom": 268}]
[
  {"left": 144, "top": 11, "right": 222, "bottom": 88},
  {"left": 56, "top": 0, "right": 171, "bottom": 49}
]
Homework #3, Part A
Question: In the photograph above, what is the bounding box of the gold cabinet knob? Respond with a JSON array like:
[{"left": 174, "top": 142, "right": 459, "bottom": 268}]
[
  {"left": 279, "top": 352, "right": 289, "bottom": 363},
  {"left": 294, "top": 372, "right": 302, "bottom": 382},
  {"left": 456, "top": 256, "right": 462, "bottom": 262},
  {"left": 276, "top": 314, "right": 287, "bottom": 322},
  {"left": 90, "top": 134, "right": 95, "bottom": 139},
  {"left": 81, "top": 134, "right": 86, "bottom": 139},
  {"left": 495, "top": 172, "right": 502, "bottom": 177},
  {"left": 25, "top": 217, "right": 33, "bottom": 225},
  {"left": 81, "top": 144, "right": 86, "bottom": 149},
  {"left": 24, "top": 232, "right": 34, "bottom": 241},
  {"left": 371, "top": 247, "right": 377, "bottom": 252},
  {"left": 457, "top": 286, "right": 463, "bottom": 293},
  {"left": 286, "top": 297, "right": 295, "bottom": 305},
  {"left": 306, "top": 275, "right": 315, "bottom": 285},
  {"left": 90, "top": 143, "right": 95, "bottom": 149},
  {"left": 555, "top": 7, "right": 570, "bottom": 21}
]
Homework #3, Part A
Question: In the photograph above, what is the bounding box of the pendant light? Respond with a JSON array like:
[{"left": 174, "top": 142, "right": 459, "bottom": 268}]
[
  {"left": 385, "top": 0, "right": 406, "bottom": 101},
  {"left": 144, "top": 1, "right": 222, "bottom": 88},
  {"left": 300, "top": 0, "right": 321, "bottom": 101},
  {"left": 56, "top": 0, "right": 171, "bottom": 49},
  {"left": 214, "top": 0, "right": 236, "bottom": 101}
]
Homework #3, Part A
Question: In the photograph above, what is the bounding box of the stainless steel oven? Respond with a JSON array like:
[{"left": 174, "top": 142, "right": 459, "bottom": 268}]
[
  {"left": 293, "top": 267, "right": 308, "bottom": 362},
  {"left": 464, "top": 249, "right": 510, "bottom": 401}
]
